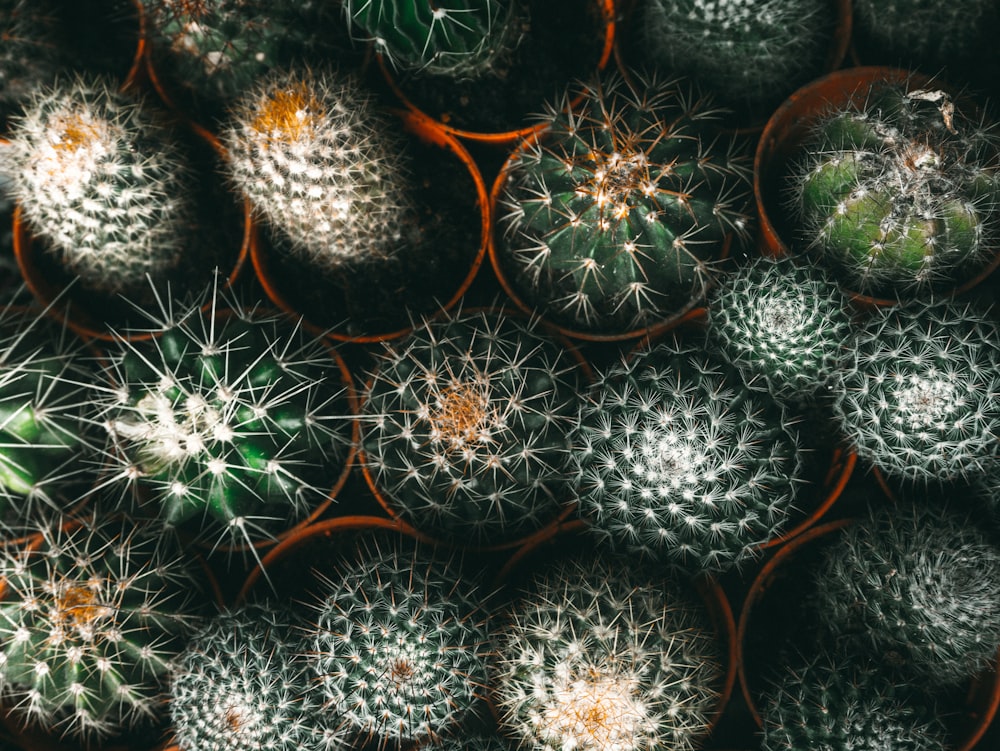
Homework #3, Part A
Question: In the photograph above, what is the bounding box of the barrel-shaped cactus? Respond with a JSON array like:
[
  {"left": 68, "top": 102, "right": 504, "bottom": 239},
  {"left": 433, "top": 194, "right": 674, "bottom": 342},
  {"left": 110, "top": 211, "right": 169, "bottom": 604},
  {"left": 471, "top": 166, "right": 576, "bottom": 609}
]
[
  {"left": 788, "top": 81, "right": 1000, "bottom": 297},
  {"left": 496, "top": 73, "right": 752, "bottom": 336}
]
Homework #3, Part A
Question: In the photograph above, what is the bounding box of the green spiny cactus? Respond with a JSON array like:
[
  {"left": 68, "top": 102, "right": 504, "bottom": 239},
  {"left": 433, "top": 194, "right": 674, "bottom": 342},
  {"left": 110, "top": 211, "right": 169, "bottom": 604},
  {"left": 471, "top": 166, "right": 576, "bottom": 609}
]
[
  {"left": 760, "top": 651, "right": 948, "bottom": 751},
  {"left": 95, "top": 285, "right": 356, "bottom": 550},
  {"left": 222, "top": 67, "right": 417, "bottom": 274},
  {"left": 496, "top": 73, "right": 752, "bottom": 336},
  {"left": 635, "top": 0, "right": 835, "bottom": 111},
  {"left": 492, "top": 555, "right": 723, "bottom": 751},
  {"left": 5, "top": 76, "right": 197, "bottom": 295},
  {"left": 170, "top": 603, "right": 341, "bottom": 751},
  {"left": 834, "top": 299, "right": 1000, "bottom": 484},
  {"left": 789, "top": 81, "right": 1000, "bottom": 297},
  {"left": 707, "top": 255, "right": 853, "bottom": 403},
  {"left": 0, "top": 515, "right": 202, "bottom": 739},
  {"left": 572, "top": 334, "right": 804, "bottom": 573},
  {"left": 812, "top": 500, "right": 1000, "bottom": 687},
  {"left": 345, "top": 0, "right": 525, "bottom": 80},
  {"left": 303, "top": 535, "right": 492, "bottom": 748},
  {"left": 361, "top": 308, "right": 582, "bottom": 545}
]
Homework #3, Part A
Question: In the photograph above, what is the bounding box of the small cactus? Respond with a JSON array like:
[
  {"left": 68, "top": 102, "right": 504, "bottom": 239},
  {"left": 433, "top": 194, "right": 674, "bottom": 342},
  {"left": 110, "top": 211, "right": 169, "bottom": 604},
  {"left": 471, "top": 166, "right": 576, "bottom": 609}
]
[
  {"left": 496, "top": 73, "right": 752, "bottom": 336},
  {"left": 833, "top": 299, "right": 1000, "bottom": 484},
  {"left": 360, "top": 308, "right": 582, "bottom": 545},
  {"left": 572, "top": 334, "right": 804, "bottom": 573},
  {"left": 812, "top": 500, "right": 1000, "bottom": 687},
  {"left": 345, "top": 0, "right": 525, "bottom": 80},
  {"left": 303, "top": 535, "right": 492, "bottom": 748},
  {"left": 0, "top": 515, "right": 202, "bottom": 739},
  {"left": 788, "top": 81, "right": 1000, "bottom": 297},
  {"left": 5, "top": 76, "right": 197, "bottom": 295},
  {"left": 95, "top": 285, "right": 356, "bottom": 549},
  {"left": 492, "top": 555, "right": 724, "bottom": 751},
  {"left": 222, "top": 67, "right": 417, "bottom": 274}
]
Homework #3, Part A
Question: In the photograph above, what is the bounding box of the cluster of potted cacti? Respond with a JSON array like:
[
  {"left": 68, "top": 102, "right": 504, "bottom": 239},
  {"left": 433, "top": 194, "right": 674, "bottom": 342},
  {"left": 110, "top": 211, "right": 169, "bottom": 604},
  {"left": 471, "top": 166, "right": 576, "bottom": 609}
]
[{"left": 0, "top": 1, "right": 997, "bottom": 750}]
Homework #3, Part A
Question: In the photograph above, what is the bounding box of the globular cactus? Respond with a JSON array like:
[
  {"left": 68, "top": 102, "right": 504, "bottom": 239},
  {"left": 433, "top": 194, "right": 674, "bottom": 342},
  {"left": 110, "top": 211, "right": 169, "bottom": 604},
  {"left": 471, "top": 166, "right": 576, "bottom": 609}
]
[
  {"left": 572, "top": 335, "right": 804, "bottom": 573},
  {"left": 0, "top": 515, "right": 202, "bottom": 739},
  {"left": 788, "top": 81, "right": 1000, "bottom": 297},
  {"left": 170, "top": 603, "right": 341, "bottom": 751},
  {"left": 222, "top": 68, "right": 416, "bottom": 274},
  {"left": 345, "top": 0, "right": 525, "bottom": 80},
  {"left": 95, "top": 286, "right": 356, "bottom": 549},
  {"left": 707, "top": 255, "right": 853, "bottom": 404},
  {"left": 303, "top": 535, "right": 492, "bottom": 748},
  {"left": 760, "top": 651, "right": 948, "bottom": 751},
  {"left": 496, "top": 73, "right": 752, "bottom": 336},
  {"left": 834, "top": 299, "right": 1000, "bottom": 484},
  {"left": 492, "top": 555, "right": 723, "bottom": 751},
  {"left": 634, "top": 0, "right": 835, "bottom": 111},
  {"left": 361, "top": 308, "right": 582, "bottom": 545},
  {"left": 5, "top": 76, "right": 196, "bottom": 295},
  {"left": 812, "top": 500, "right": 1000, "bottom": 687}
]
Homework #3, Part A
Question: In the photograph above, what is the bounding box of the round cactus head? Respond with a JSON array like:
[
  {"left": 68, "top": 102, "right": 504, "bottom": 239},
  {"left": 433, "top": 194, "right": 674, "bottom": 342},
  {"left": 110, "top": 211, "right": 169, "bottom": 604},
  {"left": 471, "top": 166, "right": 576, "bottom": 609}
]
[{"left": 496, "top": 73, "right": 752, "bottom": 336}]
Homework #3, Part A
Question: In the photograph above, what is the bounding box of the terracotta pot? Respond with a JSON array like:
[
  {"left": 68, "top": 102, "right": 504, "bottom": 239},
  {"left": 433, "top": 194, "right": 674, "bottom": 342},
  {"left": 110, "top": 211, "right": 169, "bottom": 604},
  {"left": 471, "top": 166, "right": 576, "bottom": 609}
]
[
  {"left": 251, "top": 109, "right": 489, "bottom": 344},
  {"left": 378, "top": 0, "right": 615, "bottom": 146}
]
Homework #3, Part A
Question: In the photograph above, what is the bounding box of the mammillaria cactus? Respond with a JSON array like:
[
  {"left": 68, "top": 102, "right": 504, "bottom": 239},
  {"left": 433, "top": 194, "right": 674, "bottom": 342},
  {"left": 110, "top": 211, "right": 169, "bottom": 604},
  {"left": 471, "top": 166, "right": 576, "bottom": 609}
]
[
  {"left": 572, "top": 335, "right": 804, "bottom": 572},
  {"left": 707, "top": 255, "right": 853, "bottom": 404},
  {"left": 95, "top": 286, "right": 356, "bottom": 549},
  {"left": 812, "top": 500, "right": 1000, "bottom": 687},
  {"left": 834, "top": 299, "right": 1000, "bottom": 484},
  {"left": 345, "top": 0, "right": 525, "bottom": 80},
  {"left": 361, "top": 308, "right": 582, "bottom": 545},
  {"left": 496, "top": 73, "right": 752, "bottom": 337},
  {"left": 492, "top": 555, "right": 724, "bottom": 751},
  {"left": 222, "top": 67, "right": 416, "bottom": 274},
  {"left": 5, "top": 76, "right": 196, "bottom": 295},
  {"left": 303, "top": 535, "right": 492, "bottom": 748},
  {"left": 0, "top": 515, "right": 202, "bottom": 738},
  {"left": 788, "top": 81, "right": 1000, "bottom": 297}
]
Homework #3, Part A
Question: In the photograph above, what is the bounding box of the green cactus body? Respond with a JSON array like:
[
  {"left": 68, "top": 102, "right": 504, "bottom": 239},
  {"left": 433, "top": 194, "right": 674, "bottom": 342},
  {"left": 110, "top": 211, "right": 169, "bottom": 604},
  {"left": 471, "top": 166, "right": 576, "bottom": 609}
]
[
  {"left": 572, "top": 335, "right": 804, "bottom": 572},
  {"left": 492, "top": 555, "right": 723, "bottom": 751},
  {"left": 497, "top": 74, "right": 752, "bottom": 336},
  {"left": 707, "top": 255, "right": 852, "bottom": 403},
  {"left": 0, "top": 517, "right": 201, "bottom": 738},
  {"left": 834, "top": 300, "right": 1000, "bottom": 484},
  {"left": 361, "top": 308, "right": 582, "bottom": 545},
  {"left": 304, "top": 536, "right": 491, "bottom": 748},
  {"left": 6, "top": 77, "right": 196, "bottom": 295},
  {"left": 345, "top": 0, "right": 524, "bottom": 80},
  {"left": 222, "top": 68, "right": 416, "bottom": 273},
  {"left": 790, "top": 83, "right": 1000, "bottom": 296},
  {"left": 98, "top": 293, "right": 356, "bottom": 548},
  {"left": 637, "top": 0, "right": 834, "bottom": 111}
]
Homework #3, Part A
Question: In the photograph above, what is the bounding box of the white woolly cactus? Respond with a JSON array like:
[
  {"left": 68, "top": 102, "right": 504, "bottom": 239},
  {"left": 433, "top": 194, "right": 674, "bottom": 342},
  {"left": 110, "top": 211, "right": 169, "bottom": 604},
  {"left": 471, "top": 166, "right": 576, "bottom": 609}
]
[
  {"left": 5, "top": 76, "right": 195, "bottom": 294},
  {"left": 222, "top": 68, "right": 416, "bottom": 273}
]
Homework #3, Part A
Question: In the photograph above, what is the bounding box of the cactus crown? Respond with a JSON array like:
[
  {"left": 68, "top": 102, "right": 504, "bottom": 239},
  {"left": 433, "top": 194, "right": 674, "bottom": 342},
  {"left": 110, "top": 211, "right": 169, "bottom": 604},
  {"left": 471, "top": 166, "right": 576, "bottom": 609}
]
[
  {"left": 497, "top": 73, "right": 752, "bottom": 335},
  {"left": 788, "top": 81, "right": 1000, "bottom": 296}
]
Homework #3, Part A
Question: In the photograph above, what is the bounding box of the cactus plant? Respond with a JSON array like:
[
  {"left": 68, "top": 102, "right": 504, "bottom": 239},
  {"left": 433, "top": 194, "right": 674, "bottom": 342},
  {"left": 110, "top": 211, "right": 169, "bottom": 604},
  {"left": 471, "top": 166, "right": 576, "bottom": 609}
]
[
  {"left": 95, "top": 285, "right": 356, "bottom": 550},
  {"left": 222, "top": 67, "right": 417, "bottom": 275},
  {"left": 5, "top": 76, "right": 197, "bottom": 295},
  {"left": 707, "top": 254, "right": 853, "bottom": 404},
  {"left": 633, "top": 0, "right": 835, "bottom": 112},
  {"left": 788, "top": 81, "right": 1000, "bottom": 297},
  {"left": 303, "top": 535, "right": 492, "bottom": 748},
  {"left": 834, "top": 299, "right": 1000, "bottom": 484},
  {"left": 0, "top": 515, "right": 202, "bottom": 739},
  {"left": 496, "top": 73, "right": 752, "bottom": 336},
  {"left": 492, "top": 554, "right": 723, "bottom": 751},
  {"left": 344, "top": 0, "right": 525, "bottom": 80},
  {"left": 812, "top": 500, "right": 1000, "bottom": 687},
  {"left": 360, "top": 308, "right": 582, "bottom": 545},
  {"left": 572, "top": 334, "right": 805, "bottom": 573}
]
